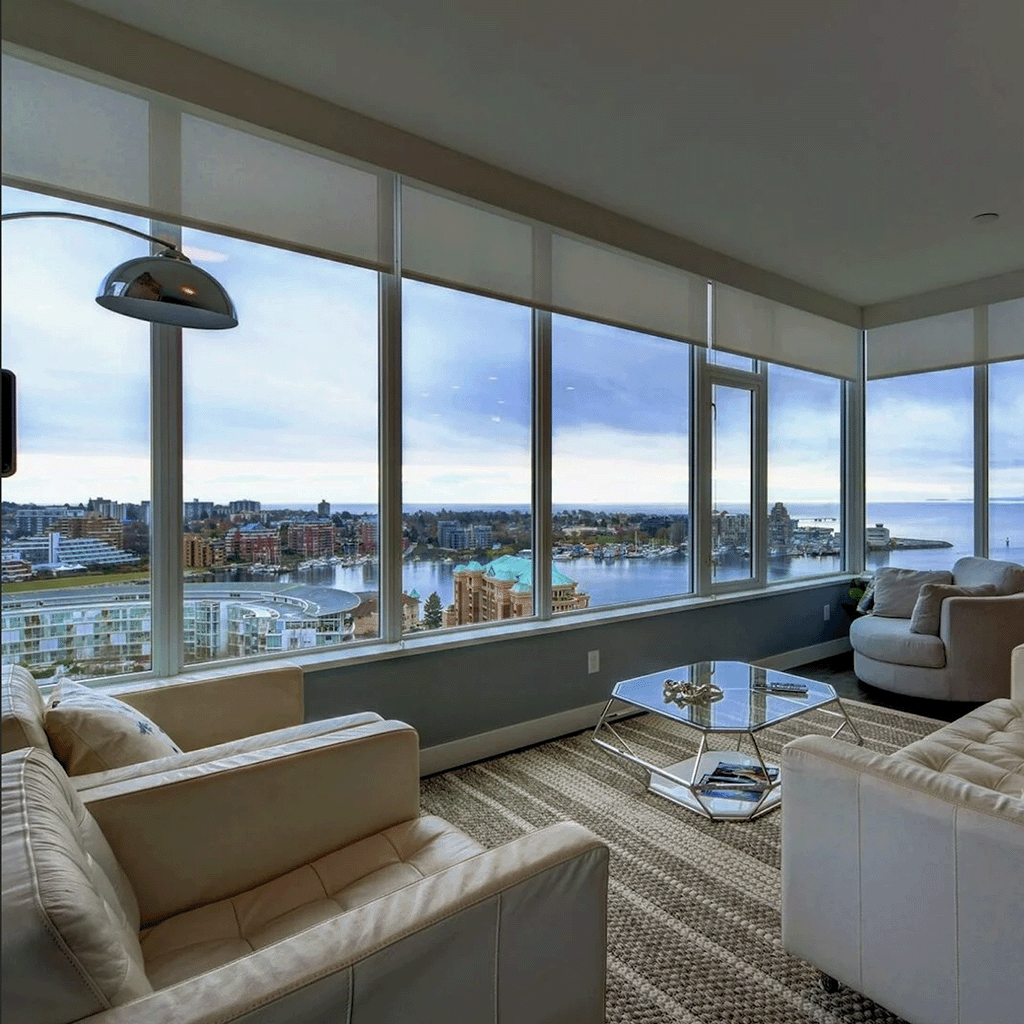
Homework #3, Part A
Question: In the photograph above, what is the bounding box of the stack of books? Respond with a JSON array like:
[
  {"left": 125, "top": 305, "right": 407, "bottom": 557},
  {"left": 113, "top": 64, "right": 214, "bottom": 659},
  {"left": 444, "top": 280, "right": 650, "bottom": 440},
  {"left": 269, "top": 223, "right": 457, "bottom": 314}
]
[{"left": 694, "top": 760, "right": 779, "bottom": 802}]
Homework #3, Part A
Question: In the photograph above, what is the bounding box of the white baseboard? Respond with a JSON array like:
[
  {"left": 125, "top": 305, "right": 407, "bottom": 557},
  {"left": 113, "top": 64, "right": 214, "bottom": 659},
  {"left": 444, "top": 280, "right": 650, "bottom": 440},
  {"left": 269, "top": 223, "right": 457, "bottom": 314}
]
[
  {"left": 753, "top": 637, "right": 852, "bottom": 671},
  {"left": 420, "top": 638, "right": 852, "bottom": 775},
  {"left": 420, "top": 700, "right": 615, "bottom": 776}
]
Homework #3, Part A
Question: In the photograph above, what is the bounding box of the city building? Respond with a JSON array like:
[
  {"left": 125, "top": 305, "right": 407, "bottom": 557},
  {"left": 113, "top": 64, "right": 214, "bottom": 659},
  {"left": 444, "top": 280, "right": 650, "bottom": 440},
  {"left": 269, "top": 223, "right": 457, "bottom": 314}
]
[
  {"left": 224, "top": 524, "right": 281, "bottom": 564},
  {"left": 182, "top": 533, "right": 224, "bottom": 569},
  {"left": 358, "top": 516, "right": 378, "bottom": 555},
  {"left": 1, "top": 582, "right": 359, "bottom": 674},
  {"left": 184, "top": 499, "right": 216, "bottom": 523},
  {"left": 12, "top": 504, "right": 85, "bottom": 537},
  {"left": 437, "top": 521, "right": 493, "bottom": 551},
  {"left": 1, "top": 532, "right": 139, "bottom": 569},
  {"left": 89, "top": 496, "right": 126, "bottom": 521},
  {"left": 286, "top": 521, "right": 336, "bottom": 558},
  {"left": 317, "top": 499, "right": 331, "bottom": 518},
  {"left": 51, "top": 512, "right": 123, "bottom": 549},
  {"left": 444, "top": 555, "right": 589, "bottom": 626},
  {"left": 866, "top": 524, "right": 893, "bottom": 550},
  {"left": 768, "top": 503, "right": 795, "bottom": 553},
  {"left": 229, "top": 499, "right": 262, "bottom": 516}
]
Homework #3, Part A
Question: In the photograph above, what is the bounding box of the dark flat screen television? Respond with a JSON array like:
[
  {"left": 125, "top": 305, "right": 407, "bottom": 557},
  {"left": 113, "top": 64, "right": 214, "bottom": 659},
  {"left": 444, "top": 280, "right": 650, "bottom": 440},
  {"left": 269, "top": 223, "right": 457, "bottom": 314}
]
[{"left": 2, "top": 369, "right": 15, "bottom": 478}]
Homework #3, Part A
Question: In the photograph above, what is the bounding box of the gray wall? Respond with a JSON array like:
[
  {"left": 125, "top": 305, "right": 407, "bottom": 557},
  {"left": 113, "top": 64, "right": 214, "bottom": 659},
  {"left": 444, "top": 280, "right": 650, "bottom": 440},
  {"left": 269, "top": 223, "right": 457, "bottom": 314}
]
[{"left": 305, "top": 581, "right": 852, "bottom": 748}]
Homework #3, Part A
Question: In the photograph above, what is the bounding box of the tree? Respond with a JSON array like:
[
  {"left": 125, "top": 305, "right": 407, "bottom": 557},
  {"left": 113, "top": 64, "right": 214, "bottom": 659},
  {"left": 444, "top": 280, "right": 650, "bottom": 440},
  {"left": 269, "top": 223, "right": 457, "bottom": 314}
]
[{"left": 423, "top": 591, "right": 443, "bottom": 629}]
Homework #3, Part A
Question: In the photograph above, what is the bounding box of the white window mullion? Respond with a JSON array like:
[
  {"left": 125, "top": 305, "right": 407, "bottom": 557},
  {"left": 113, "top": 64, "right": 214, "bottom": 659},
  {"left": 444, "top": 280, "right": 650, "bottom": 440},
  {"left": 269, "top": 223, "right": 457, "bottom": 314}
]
[
  {"left": 148, "top": 104, "right": 184, "bottom": 677},
  {"left": 532, "top": 225, "right": 553, "bottom": 619},
  {"left": 974, "top": 308, "right": 990, "bottom": 557},
  {"left": 843, "top": 331, "right": 866, "bottom": 574},
  {"left": 378, "top": 173, "right": 403, "bottom": 642}
]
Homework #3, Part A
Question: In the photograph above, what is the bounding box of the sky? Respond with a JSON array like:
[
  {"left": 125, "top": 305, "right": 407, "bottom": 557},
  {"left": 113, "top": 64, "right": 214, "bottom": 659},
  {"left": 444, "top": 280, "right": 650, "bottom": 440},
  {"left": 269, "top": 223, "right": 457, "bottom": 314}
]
[{"left": 2, "top": 184, "right": 1022, "bottom": 511}]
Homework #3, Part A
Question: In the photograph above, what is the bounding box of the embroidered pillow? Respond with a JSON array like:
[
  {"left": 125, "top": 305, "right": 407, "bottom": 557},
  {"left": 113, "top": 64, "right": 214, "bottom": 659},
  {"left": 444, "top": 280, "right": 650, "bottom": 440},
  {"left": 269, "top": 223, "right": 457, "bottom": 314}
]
[
  {"left": 909, "top": 582, "right": 1000, "bottom": 635},
  {"left": 870, "top": 567, "right": 954, "bottom": 619},
  {"left": 44, "top": 680, "right": 182, "bottom": 776}
]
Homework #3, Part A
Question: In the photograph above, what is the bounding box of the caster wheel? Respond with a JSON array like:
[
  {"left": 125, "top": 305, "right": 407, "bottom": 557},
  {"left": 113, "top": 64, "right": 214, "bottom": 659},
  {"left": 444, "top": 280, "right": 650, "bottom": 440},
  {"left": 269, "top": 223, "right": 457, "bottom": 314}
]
[{"left": 818, "top": 971, "right": 840, "bottom": 994}]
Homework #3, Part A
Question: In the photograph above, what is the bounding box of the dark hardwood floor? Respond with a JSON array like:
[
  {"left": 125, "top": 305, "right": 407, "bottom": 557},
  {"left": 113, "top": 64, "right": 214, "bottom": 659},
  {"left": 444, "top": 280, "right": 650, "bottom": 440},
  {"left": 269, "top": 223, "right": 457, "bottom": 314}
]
[{"left": 788, "top": 651, "right": 982, "bottom": 724}]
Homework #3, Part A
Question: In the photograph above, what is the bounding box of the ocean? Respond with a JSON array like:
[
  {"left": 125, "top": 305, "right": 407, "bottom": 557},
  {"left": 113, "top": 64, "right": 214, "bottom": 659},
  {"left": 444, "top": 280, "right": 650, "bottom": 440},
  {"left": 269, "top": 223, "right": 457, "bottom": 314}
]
[{"left": 255, "top": 500, "right": 1024, "bottom": 609}]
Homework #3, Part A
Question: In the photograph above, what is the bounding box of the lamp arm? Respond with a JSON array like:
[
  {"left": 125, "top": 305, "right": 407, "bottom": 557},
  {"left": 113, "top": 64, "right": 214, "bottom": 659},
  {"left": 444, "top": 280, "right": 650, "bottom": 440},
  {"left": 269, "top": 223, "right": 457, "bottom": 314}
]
[{"left": 0, "top": 211, "right": 189, "bottom": 260}]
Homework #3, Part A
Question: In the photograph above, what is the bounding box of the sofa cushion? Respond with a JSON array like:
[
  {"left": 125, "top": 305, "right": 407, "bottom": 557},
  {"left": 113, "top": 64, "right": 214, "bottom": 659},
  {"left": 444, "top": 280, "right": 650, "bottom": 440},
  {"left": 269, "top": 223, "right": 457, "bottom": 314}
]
[
  {"left": 45, "top": 680, "right": 182, "bottom": 776},
  {"left": 849, "top": 614, "right": 946, "bottom": 668},
  {"left": 952, "top": 556, "right": 1024, "bottom": 594},
  {"left": 139, "top": 814, "right": 485, "bottom": 990},
  {"left": 909, "top": 582, "right": 999, "bottom": 635},
  {"left": 893, "top": 698, "right": 1024, "bottom": 798},
  {"left": 1, "top": 748, "right": 151, "bottom": 1023},
  {"left": 871, "top": 567, "right": 954, "bottom": 619},
  {"left": 1, "top": 663, "right": 49, "bottom": 755}
]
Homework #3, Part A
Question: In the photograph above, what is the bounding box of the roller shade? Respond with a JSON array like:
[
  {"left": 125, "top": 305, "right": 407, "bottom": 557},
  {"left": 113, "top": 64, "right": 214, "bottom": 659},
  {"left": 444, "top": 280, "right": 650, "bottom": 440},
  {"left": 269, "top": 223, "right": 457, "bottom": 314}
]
[
  {"left": 867, "top": 299, "right": 1023, "bottom": 379},
  {"left": 2, "top": 55, "right": 150, "bottom": 208},
  {"left": 3, "top": 55, "right": 382, "bottom": 271},
  {"left": 714, "top": 284, "right": 860, "bottom": 379},
  {"left": 550, "top": 234, "right": 707, "bottom": 344},
  {"left": 179, "top": 115, "right": 382, "bottom": 270},
  {"left": 401, "top": 184, "right": 535, "bottom": 303}
]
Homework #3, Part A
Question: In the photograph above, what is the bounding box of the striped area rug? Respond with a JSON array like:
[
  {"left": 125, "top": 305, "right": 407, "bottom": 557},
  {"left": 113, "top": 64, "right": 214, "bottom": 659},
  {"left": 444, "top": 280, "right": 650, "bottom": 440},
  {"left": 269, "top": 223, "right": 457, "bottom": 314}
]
[{"left": 420, "top": 699, "right": 944, "bottom": 1024}]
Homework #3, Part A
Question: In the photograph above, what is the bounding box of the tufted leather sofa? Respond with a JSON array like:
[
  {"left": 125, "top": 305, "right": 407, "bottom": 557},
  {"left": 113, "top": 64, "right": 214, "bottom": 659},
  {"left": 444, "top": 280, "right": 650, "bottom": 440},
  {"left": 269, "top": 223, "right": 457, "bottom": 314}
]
[
  {"left": 780, "top": 643, "right": 1024, "bottom": 1024},
  {"left": 2, "top": 714, "right": 609, "bottom": 1023}
]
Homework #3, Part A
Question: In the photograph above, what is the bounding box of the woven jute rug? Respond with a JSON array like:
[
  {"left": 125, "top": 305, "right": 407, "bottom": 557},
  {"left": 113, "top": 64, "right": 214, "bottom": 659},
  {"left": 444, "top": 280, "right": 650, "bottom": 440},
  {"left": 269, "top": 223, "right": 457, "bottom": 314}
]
[{"left": 420, "top": 699, "right": 944, "bottom": 1024}]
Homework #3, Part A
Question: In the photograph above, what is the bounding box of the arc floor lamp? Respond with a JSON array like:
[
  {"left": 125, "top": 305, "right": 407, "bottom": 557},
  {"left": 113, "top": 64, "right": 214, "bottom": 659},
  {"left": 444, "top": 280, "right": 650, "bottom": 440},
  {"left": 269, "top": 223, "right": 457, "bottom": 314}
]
[{"left": 1, "top": 210, "right": 239, "bottom": 477}]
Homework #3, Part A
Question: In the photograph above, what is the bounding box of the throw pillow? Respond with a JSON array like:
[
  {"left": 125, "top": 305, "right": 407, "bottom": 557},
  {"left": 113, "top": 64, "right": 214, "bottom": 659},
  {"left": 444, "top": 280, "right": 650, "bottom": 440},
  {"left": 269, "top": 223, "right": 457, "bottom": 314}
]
[
  {"left": 909, "top": 582, "right": 1000, "bottom": 635},
  {"left": 871, "top": 567, "right": 954, "bottom": 619},
  {"left": 856, "top": 577, "right": 877, "bottom": 614},
  {"left": 45, "top": 680, "right": 182, "bottom": 776}
]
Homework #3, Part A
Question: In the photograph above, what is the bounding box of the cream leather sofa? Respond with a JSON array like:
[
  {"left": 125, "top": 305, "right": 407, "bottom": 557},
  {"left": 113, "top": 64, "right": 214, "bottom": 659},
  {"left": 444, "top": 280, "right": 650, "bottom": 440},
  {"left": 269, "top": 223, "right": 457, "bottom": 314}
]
[
  {"left": 1, "top": 661, "right": 379, "bottom": 791},
  {"left": 781, "top": 644, "right": 1024, "bottom": 1024},
  {"left": 2, "top": 716, "right": 609, "bottom": 1023},
  {"left": 848, "top": 556, "right": 1024, "bottom": 701}
]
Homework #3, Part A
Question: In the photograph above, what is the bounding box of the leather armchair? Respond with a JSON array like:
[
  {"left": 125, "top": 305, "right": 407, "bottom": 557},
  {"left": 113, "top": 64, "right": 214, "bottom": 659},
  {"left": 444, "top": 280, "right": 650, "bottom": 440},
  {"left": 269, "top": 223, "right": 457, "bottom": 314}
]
[
  {"left": 1, "top": 660, "right": 379, "bottom": 792},
  {"left": 2, "top": 715, "right": 609, "bottom": 1024}
]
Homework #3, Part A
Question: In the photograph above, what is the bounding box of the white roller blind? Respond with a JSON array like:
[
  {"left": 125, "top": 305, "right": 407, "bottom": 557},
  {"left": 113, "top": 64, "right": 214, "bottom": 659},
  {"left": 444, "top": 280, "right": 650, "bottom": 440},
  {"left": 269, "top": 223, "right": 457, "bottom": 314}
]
[
  {"left": 867, "top": 300, "right": 1023, "bottom": 378},
  {"left": 1, "top": 55, "right": 149, "bottom": 208},
  {"left": 401, "top": 184, "right": 535, "bottom": 303},
  {"left": 179, "top": 115, "right": 381, "bottom": 269},
  {"left": 550, "top": 234, "right": 707, "bottom": 344},
  {"left": 989, "top": 298, "right": 1024, "bottom": 363},
  {"left": 714, "top": 284, "right": 859, "bottom": 379}
]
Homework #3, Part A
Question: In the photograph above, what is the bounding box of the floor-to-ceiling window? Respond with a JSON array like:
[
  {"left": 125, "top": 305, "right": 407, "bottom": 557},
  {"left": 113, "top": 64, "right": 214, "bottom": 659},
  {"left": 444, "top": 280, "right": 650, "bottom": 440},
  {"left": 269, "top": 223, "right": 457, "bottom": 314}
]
[
  {"left": 989, "top": 358, "right": 1024, "bottom": 564},
  {"left": 401, "top": 281, "right": 533, "bottom": 632},
  {"left": 1, "top": 187, "right": 152, "bottom": 680},
  {"left": 865, "top": 367, "right": 975, "bottom": 570},
  {"left": 551, "top": 315, "right": 691, "bottom": 610},
  {"left": 766, "top": 363, "right": 843, "bottom": 580},
  {"left": 181, "top": 225, "right": 380, "bottom": 660}
]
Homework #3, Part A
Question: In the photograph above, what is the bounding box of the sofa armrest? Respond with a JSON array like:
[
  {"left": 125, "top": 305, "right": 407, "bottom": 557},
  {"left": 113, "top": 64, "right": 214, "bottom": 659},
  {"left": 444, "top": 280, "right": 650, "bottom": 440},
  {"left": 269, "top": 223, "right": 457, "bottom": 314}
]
[
  {"left": 1012, "top": 643, "right": 1024, "bottom": 702},
  {"left": 940, "top": 592, "right": 1024, "bottom": 694},
  {"left": 83, "top": 719, "right": 421, "bottom": 925},
  {"left": 70, "top": 711, "right": 383, "bottom": 793},
  {"left": 109, "top": 661, "right": 305, "bottom": 750},
  {"left": 782, "top": 734, "right": 1024, "bottom": 1024},
  {"left": 80, "top": 822, "right": 609, "bottom": 1024}
]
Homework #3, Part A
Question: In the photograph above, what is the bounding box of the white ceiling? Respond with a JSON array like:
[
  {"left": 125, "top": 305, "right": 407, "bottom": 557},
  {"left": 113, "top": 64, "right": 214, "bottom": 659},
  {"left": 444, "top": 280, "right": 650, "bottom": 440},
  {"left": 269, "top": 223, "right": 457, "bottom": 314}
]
[{"left": 67, "top": 0, "right": 1024, "bottom": 307}]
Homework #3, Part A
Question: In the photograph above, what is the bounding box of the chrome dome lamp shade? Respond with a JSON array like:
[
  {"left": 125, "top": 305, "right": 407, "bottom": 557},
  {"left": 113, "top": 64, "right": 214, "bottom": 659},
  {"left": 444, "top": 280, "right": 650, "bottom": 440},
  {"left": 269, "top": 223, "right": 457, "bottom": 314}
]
[
  {"left": 97, "top": 249, "right": 238, "bottom": 329},
  {"left": 1, "top": 210, "right": 238, "bottom": 329}
]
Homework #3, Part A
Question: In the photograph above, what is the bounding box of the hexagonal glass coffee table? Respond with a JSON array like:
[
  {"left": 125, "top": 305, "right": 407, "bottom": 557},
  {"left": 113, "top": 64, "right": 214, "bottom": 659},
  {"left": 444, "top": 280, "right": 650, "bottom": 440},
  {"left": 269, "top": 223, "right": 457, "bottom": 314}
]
[{"left": 592, "top": 661, "right": 863, "bottom": 820}]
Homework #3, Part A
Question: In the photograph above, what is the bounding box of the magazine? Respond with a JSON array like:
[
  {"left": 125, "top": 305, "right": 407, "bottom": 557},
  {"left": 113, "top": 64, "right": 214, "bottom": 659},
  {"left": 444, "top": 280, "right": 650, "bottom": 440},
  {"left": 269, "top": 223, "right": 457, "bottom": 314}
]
[{"left": 694, "top": 761, "right": 779, "bottom": 802}]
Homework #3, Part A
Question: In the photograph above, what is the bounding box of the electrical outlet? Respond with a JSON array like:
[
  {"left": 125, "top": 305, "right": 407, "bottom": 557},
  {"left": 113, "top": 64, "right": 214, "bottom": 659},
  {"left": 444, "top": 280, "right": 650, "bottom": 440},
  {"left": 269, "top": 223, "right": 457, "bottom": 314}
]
[
  {"left": 823, "top": 603, "right": 831, "bottom": 622},
  {"left": 587, "top": 650, "right": 600, "bottom": 674}
]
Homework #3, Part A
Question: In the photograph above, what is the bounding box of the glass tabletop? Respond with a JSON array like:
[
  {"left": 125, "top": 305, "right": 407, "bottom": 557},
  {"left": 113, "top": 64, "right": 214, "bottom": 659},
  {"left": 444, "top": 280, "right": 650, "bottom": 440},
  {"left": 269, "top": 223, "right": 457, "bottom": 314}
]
[{"left": 610, "top": 661, "right": 838, "bottom": 732}]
